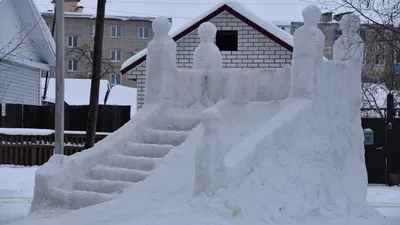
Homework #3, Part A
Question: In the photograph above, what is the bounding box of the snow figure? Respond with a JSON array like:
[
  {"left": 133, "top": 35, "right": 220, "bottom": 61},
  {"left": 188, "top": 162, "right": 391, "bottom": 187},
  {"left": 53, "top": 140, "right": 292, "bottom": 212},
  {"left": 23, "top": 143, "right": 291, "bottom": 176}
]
[
  {"left": 333, "top": 13, "right": 368, "bottom": 212},
  {"left": 193, "top": 22, "right": 222, "bottom": 70},
  {"left": 194, "top": 107, "right": 226, "bottom": 197},
  {"left": 144, "top": 16, "right": 178, "bottom": 105},
  {"left": 333, "top": 13, "right": 363, "bottom": 64},
  {"left": 290, "top": 4, "right": 325, "bottom": 98}
]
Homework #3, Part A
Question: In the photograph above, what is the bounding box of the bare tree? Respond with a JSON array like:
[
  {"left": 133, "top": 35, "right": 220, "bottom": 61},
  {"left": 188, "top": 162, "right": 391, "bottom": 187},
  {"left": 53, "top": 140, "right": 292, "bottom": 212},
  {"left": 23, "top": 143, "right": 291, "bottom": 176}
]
[
  {"left": 85, "top": 0, "right": 107, "bottom": 149},
  {"left": 66, "top": 41, "right": 116, "bottom": 79},
  {"left": 317, "top": 0, "right": 400, "bottom": 117}
]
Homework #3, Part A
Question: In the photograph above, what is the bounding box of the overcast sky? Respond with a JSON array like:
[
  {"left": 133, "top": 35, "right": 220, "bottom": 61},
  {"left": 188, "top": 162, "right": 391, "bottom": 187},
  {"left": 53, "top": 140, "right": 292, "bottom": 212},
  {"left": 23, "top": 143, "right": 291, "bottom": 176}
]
[{"left": 33, "top": 0, "right": 341, "bottom": 30}]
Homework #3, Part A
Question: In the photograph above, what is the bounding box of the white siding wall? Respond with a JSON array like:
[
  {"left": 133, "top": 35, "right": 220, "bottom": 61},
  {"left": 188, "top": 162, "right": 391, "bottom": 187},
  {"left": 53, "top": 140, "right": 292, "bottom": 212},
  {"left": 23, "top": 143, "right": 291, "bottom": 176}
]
[
  {"left": 0, "top": 61, "right": 41, "bottom": 105},
  {"left": 127, "top": 11, "right": 293, "bottom": 109}
]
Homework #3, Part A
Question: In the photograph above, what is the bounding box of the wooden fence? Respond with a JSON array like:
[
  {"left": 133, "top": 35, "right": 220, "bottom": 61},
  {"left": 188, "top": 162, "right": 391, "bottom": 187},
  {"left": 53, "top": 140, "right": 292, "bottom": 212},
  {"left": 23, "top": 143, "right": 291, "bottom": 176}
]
[
  {"left": 0, "top": 132, "right": 108, "bottom": 166},
  {"left": 0, "top": 104, "right": 130, "bottom": 132}
]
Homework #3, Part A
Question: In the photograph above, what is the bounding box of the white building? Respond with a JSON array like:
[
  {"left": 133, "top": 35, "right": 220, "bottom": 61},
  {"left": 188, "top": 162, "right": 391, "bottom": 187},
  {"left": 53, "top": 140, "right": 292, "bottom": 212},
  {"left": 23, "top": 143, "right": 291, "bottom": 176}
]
[{"left": 0, "top": 0, "right": 55, "bottom": 106}]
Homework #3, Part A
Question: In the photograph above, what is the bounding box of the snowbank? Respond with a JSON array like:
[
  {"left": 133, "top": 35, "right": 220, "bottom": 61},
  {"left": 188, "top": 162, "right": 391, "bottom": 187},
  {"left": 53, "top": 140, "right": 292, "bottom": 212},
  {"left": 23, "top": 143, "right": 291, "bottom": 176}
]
[{"left": 106, "top": 85, "right": 137, "bottom": 117}]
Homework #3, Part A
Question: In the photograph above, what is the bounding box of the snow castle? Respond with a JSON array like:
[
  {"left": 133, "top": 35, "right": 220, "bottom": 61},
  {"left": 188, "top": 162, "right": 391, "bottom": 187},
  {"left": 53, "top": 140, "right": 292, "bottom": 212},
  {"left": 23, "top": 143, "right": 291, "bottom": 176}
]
[{"left": 26, "top": 4, "right": 386, "bottom": 225}]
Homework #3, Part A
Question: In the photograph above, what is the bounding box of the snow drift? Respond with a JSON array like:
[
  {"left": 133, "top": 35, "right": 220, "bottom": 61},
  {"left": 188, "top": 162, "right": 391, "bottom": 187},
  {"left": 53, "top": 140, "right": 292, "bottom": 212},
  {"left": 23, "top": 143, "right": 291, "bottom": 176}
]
[{"left": 15, "top": 4, "right": 388, "bottom": 225}]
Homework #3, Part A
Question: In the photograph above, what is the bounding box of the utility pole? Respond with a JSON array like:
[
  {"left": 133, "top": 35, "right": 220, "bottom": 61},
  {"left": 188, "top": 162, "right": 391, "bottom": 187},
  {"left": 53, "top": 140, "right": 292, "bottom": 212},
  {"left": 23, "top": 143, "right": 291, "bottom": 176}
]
[
  {"left": 85, "top": 0, "right": 107, "bottom": 149},
  {"left": 54, "top": 0, "right": 65, "bottom": 155}
]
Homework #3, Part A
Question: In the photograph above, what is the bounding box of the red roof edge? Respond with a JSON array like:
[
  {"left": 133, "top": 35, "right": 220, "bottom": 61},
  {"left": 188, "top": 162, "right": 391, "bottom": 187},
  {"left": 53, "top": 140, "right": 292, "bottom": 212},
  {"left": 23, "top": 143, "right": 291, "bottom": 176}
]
[{"left": 121, "top": 4, "right": 293, "bottom": 74}]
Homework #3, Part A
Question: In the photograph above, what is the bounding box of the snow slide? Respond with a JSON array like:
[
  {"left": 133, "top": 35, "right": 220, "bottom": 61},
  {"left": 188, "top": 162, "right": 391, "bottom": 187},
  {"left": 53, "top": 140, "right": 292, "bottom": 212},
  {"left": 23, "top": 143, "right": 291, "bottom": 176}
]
[{"left": 14, "top": 7, "right": 389, "bottom": 225}]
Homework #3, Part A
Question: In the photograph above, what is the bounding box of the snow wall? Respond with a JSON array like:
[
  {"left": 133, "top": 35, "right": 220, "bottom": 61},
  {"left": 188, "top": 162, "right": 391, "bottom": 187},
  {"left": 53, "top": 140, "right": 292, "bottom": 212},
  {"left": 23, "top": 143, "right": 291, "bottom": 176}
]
[{"left": 26, "top": 4, "right": 386, "bottom": 225}]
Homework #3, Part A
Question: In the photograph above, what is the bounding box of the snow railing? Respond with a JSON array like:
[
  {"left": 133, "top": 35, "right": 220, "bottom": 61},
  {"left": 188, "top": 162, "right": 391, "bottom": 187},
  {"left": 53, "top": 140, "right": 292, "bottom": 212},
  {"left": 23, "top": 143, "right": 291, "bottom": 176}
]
[
  {"left": 143, "top": 17, "right": 292, "bottom": 107},
  {"left": 160, "top": 67, "right": 291, "bottom": 107},
  {"left": 143, "top": 10, "right": 362, "bottom": 108}
]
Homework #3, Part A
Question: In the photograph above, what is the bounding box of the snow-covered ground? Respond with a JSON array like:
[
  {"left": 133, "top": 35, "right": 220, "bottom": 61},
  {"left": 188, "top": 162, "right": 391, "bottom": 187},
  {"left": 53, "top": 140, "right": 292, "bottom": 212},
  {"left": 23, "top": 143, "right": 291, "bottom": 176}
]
[
  {"left": 0, "top": 165, "right": 399, "bottom": 224},
  {"left": 0, "top": 166, "right": 37, "bottom": 223}
]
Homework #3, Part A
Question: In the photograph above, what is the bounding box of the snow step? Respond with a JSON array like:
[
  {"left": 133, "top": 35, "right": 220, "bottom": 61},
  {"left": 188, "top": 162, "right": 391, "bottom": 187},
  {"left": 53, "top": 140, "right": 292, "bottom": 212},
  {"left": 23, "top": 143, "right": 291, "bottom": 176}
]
[
  {"left": 48, "top": 187, "right": 115, "bottom": 209},
  {"left": 107, "top": 154, "right": 158, "bottom": 171},
  {"left": 90, "top": 165, "right": 149, "bottom": 183},
  {"left": 159, "top": 114, "right": 201, "bottom": 131},
  {"left": 125, "top": 142, "right": 174, "bottom": 158},
  {"left": 73, "top": 178, "right": 133, "bottom": 194},
  {"left": 143, "top": 129, "right": 188, "bottom": 146}
]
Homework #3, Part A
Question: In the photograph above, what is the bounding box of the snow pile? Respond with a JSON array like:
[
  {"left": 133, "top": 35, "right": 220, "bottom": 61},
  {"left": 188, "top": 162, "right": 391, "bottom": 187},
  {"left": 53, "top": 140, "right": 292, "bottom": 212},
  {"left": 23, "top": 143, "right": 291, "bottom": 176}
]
[
  {"left": 0, "top": 166, "right": 38, "bottom": 222},
  {"left": 106, "top": 85, "right": 137, "bottom": 117},
  {"left": 40, "top": 78, "right": 110, "bottom": 105},
  {"left": 15, "top": 5, "right": 389, "bottom": 225}
]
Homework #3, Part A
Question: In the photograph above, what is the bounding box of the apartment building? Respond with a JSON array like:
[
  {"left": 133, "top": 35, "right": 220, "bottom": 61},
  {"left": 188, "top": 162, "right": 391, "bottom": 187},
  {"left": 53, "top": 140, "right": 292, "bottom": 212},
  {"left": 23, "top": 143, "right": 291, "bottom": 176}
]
[{"left": 42, "top": 0, "right": 155, "bottom": 88}]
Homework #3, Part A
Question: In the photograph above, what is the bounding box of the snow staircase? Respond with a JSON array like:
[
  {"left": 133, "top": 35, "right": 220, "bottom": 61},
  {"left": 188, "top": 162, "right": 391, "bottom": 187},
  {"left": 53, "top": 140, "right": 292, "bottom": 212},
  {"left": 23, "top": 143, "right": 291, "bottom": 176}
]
[{"left": 49, "top": 110, "right": 202, "bottom": 209}]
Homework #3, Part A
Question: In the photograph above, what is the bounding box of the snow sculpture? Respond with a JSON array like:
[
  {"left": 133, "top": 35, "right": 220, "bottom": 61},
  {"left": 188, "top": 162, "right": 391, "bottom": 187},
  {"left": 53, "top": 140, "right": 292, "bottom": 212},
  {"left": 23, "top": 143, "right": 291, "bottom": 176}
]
[
  {"left": 333, "top": 13, "right": 368, "bottom": 211},
  {"left": 144, "top": 16, "right": 178, "bottom": 104},
  {"left": 290, "top": 4, "right": 325, "bottom": 98},
  {"left": 194, "top": 107, "right": 226, "bottom": 197},
  {"left": 193, "top": 22, "right": 222, "bottom": 70},
  {"left": 333, "top": 13, "right": 363, "bottom": 64}
]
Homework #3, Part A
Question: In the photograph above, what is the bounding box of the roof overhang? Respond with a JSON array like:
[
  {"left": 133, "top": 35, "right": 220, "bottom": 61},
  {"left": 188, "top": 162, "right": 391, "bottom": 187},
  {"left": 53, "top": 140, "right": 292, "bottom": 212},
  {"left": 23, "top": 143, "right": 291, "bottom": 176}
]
[{"left": 120, "top": 2, "right": 294, "bottom": 74}]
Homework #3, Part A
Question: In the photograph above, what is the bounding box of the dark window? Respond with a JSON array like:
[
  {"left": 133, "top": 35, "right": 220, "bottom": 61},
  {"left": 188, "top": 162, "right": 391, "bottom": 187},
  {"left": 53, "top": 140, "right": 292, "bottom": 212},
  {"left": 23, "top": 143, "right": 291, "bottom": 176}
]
[
  {"left": 334, "top": 29, "right": 342, "bottom": 40},
  {"left": 216, "top": 30, "right": 238, "bottom": 51}
]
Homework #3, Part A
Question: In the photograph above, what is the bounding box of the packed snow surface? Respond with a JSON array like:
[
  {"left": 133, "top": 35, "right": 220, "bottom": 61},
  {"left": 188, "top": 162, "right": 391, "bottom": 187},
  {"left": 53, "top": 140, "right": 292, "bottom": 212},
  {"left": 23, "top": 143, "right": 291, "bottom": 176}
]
[{"left": 106, "top": 85, "right": 137, "bottom": 117}]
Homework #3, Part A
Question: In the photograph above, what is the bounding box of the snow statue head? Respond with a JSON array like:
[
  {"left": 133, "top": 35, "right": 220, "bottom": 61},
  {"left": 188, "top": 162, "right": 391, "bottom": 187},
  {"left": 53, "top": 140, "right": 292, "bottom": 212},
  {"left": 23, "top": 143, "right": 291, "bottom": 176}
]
[
  {"left": 201, "top": 107, "right": 222, "bottom": 133},
  {"left": 302, "top": 4, "right": 321, "bottom": 26},
  {"left": 339, "top": 13, "right": 360, "bottom": 35},
  {"left": 152, "top": 16, "right": 171, "bottom": 38},
  {"left": 198, "top": 22, "right": 217, "bottom": 42},
  {"left": 193, "top": 22, "right": 222, "bottom": 70},
  {"left": 333, "top": 13, "right": 363, "bottom": 63}
]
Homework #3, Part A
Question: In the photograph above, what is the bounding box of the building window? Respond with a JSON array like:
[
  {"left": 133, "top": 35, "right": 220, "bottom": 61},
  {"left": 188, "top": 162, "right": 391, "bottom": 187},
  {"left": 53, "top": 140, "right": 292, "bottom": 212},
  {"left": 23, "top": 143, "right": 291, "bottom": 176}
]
[
  {"left": 89, "top": 24, "right": 95, "bottom": 37},
  {"left": 138, "top": 27, "right": 149, "bottom": 39},
  {"left": 110, "top": 50, "right": 121, "bottom": 62},
  {"left": 334, "top": 29, "right": 342, "bottom": 40},
  {"left": 375, "top": 54, "right": 385, "bottom": 65},
  {"left": 67, "top": 36, "right": 78, "bottom": 48},
  {"left": 359, "top": 29, "right": 366, "bottom": 41},
  {"left": 89, "top": 50, "right": 94, "bottom": 60},
  {"left": 111, "top": 26, "right": 121, "bottom": 38},
  {"left": 396, "top": 51, "right": 400, "bottom": 63},
  {"left": 67, "top": 60, "right": 78, "bottom": 71},
  {"left": 111, "top": 73, "right": 121, "bottom": 85},
  {"left": 216, "top": 30, "right": 238, "bottom": 51}
]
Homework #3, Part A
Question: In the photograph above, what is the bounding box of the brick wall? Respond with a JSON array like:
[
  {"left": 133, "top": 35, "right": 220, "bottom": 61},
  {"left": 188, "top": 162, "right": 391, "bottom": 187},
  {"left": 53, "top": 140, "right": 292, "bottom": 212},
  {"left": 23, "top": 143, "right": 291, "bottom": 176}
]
[{"left": 128, "top": 11, "right": 293, "bottom": 109}]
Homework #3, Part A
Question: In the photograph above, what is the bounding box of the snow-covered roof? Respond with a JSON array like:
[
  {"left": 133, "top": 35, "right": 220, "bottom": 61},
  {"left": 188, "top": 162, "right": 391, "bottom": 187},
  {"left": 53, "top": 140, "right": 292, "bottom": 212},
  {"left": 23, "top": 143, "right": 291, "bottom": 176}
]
[
  {"left": 40, "top": 78, "right": 110, "bottom": 105},
  {"left": 106, "top": 85, "right": 137, "bottom": 118},
  {"left": 271, "top": 20, "right": 292, "bottom": 26},
  {"left": 7, "top": 0, "right": 56, "bottom": 66},
  {"left": 120, "top": 0, "right": 294, "bottom": 74},
  {"left": 41, "top": 11, "right": 156, "bottom": 22}
]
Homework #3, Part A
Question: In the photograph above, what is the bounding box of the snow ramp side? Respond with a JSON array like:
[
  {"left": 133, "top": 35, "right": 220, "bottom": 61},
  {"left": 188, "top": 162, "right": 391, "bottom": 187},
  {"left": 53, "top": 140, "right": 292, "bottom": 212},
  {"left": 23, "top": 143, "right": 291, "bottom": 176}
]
[
  {"left": 29, "top": 102, "right": 204, "bottom": 212},
  {"left": 17, "top": 98, "right": 301, "bottom": 224}
]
